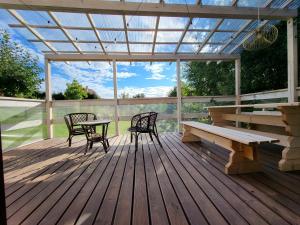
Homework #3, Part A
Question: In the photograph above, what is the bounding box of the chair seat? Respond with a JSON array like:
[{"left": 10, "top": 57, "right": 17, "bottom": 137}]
[
  {"left": 128, "top": 127, "right": 152, "bottom": 133},
  {"left": 72, "top": 127, "right": 85, "bottom": 134}
]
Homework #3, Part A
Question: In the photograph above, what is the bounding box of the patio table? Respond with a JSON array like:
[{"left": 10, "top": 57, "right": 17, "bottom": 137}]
[{"left": 78, "top": 120, "right": 111, "bottom": 152}]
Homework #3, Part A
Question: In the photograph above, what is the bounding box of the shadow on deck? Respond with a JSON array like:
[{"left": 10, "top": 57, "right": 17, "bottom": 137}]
[{"left": 3, "top": 133, "right": 300, "bottom": 225}]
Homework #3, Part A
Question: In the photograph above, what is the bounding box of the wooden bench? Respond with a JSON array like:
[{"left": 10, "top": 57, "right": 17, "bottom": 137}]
[
  {"left": 181, "top": 121, "right": 278, "bottom": 174},
  {"left": 208, "top": 103, "right": 300, "bottom": 171}
]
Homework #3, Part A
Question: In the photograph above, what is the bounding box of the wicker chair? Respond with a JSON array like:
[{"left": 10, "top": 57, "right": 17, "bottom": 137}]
[
  {"left": 64, "top": 113, "right": 97, "bottom": 147},
  {"left": 128, "top": 112, "right": 162, "bottom": 151}
]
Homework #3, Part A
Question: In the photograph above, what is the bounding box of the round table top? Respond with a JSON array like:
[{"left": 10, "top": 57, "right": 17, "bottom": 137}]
[{"left": 78, "top": 119, "right": 111, "bottom": 126}]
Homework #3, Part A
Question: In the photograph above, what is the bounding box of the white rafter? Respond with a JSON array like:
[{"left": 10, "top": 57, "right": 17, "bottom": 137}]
[
  {"left": 86, "top": 13, "right": 106, "bottom": 54},
  {"left": 7, "top": 9, "right": 58, "bottom": 53}
]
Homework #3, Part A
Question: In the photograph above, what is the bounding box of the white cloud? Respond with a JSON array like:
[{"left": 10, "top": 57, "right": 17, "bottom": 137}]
[
  {"left": 144, "top": 63, "right": 167, "bottom": 80},
  {"left": 118, "top": 86, "right": 173, "bottom": 98}
]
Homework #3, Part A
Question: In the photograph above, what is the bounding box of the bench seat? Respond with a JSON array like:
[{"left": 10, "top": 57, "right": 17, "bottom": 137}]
[{"left": 181, "top": 121, "right": 279, "bottom": 174}]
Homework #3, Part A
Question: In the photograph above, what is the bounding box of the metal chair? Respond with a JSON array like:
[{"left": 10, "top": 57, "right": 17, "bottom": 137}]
[
  {"left": 128, "top": 112, "right": 162, "bottom": 151},
  {"left": 64, "top": 113, "right": 97, "bottom": 147}
]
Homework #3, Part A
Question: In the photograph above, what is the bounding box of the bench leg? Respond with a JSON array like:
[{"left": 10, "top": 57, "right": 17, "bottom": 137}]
[
  {"left": 182, "top": 125, "right": 201, "bottom": 143},
  {"left": 225, "top": 142, "right": 262, "bottom": 174},
  {"left": 279, "top": 140, "right": 300, "bottom": 171}
]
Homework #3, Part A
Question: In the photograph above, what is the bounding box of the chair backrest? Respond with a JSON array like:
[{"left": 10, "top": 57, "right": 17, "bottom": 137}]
[
  {"left": 148, "top": 112, "right": 158, "bottom": 130},
  {"left": 132, "top": 112, "right": 158, "bottom": 130},
  {"left": 65, "top": 113, "right": 97, "bottom": 129}
]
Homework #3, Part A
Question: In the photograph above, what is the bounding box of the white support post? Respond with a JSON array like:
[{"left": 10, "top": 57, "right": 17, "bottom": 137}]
[
  {"left": 45, "top": 58, "right": 53, "bottom": 139},
  {"left": 113, "top": 60, "right": 120, "bottom": 136},
  {"left": 287, "top": 18, "right": 298, "bottom": 103},
  {"left": 176, "top": 59, "right": 182, "bottom": 132},
  {"left": 235, "top": 58, "right": 241, "bottom": 127}
]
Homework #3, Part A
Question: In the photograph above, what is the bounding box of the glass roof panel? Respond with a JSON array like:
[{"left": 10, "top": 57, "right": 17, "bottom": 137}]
[
  {"left": 155, "top": 44, "right": 177, "bottom": 53},
  {"left": 202, "top": 0, "right": 232, "bottom": 6},
  {"left": 51, "top": 43, "right": 77, "bottom": 51},
  {"left": 219, "top": 19, "right": 248, "bottom": 31},
  {"left": 0, "top": 9, "right": 20, "bottom": 24},
  {"left": 178, "top": 44, "right": 198, "bottom": 53},
  {"left": 156, "top": 31, "right": 183, "bottom": 42},
  {"left": 159, "top": 17, "right": 189, "bottom": 29},
  {"left": 238, "top": 0, "right": 269, "bottom": 7},
  {"left": 13, "top": 28, "right": 38, "bottom": 40},
  {"left": 125, "top": 16, "right": 156, "bottom": 29},
  {"left": 183, "top": 31, "right": 208, "bottom": 43},
  {"left": 35, "top": 28, "right": 67, "bottom": 40},
  {"left": 104, "top": 43, "right": 128, "bottom": 52},
  {"left": 67, "top": 30, "right": 97, "bottom": 41},
  {"left": 130, "top": 44, "right": 152, "bottom": 52},
  {"left": 91, "top": 14, "right": 124, "bottom": 28},
  {"left": 200, "top": 44, "right": 223, "bottom": 53},
  {"left": 125, "top": 0, "right": 159, "bottom": 2},
  {"left": 288, "top": 0, "right": 300, "bottom": 9},
  {"left": 128, "top": 31, "right": 154, "bottom": 42},
  {"left": 98, "top": 31, "right": 126, "bottom": 42},
  {"left": 164, "top": 0, "right": 196, "bottom": 4},
  {"left": 189, "top": 18, "right": 218, "bottom": 30},
  {"left": 76, "top": 43, "right": 102, "bottom": 52},
  {"left": 16, "top": 10, "right": 56, "bottom": 26},
  {"left": 52, "top": 12, "right": 91, "bottom": 27},
  {"left": 209, "top": 32, "right": 234, "bottom": 43},
  {"left": 32, "top": 42, "right": 51, "bottom": 52}
]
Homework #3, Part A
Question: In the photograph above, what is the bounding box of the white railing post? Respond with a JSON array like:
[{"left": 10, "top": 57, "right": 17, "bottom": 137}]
[
  {"left": 176, "top": 59, "right": 182, "bottom": 132},
  {"left": 113, "top": 60, "right": 120, "bottom": 136},
  {"left": 235, "top": 58, "right": 241, "bottom": 127},
  {"left": 45, "top": 58, "right": 53, "bottom": 139},
  {"left": 287, "top": 18, "right": 298, "bottom": 103}
]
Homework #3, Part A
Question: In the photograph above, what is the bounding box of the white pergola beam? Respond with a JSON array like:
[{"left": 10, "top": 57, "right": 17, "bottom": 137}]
[
  {"left": 0, "top": 1, "right": 297, "bottom": 20},
  {"left": 113, "top": 60, "right": 120, "bottom": 136},
  {"left": 45, "top": 53, "right": 240, "bottom": 62},
  {"left": 86, "top": 13, "right": 106, "bottom": 54},
  {"left": 287, "top": 18, "right": 298, "bottom": 103},
  {"left": 176, "top": 59, "right": 182, "bottom": 132},
  {"left": 45, "top": 59, "right": 53, "bottom": 139}
]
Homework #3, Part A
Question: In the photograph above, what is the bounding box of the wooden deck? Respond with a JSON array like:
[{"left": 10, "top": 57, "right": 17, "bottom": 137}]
[{"left": 3, "top": 133, "right": 300, "bottom": 225}]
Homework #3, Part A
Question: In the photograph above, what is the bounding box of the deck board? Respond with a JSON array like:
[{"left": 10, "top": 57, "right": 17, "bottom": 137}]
[{"left": 3, "top": 133, "right": 300, "bottom": 225}]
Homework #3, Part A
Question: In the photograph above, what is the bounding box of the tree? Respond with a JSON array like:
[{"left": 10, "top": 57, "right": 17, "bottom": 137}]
[
  {"left": 64, "top": 80, "right": 88, "bottom": 100},
  {"left": 0, "top": 31, "right": 43, "bottom": 98},
  {"left": 183, "top": 20, "right": 300, "bottom": 96},
  {"left": 52, "top": 92, "right": 65, "bottom": 100},
  {"left": 168, "top": 82, "right": 194, "bottom": 97},
  {"left": 120, "top": 92, "right": 129, "bottom": 99},
  {"left": 132, "top": 93, "right": 145, "bottom": 98}
]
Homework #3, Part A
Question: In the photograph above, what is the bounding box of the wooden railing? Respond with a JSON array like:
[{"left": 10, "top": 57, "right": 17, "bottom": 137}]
[{"left": 0, "top": 87, "right": 299, "bottom": 150}]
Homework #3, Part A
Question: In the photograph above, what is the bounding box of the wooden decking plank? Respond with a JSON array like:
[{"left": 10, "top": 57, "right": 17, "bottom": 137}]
[
  {"left": 131, "top": 135, "right": 150, "bottom": 225},
  {"left": 112, "top": 141, "right": 136, "bottom": 225},
  {"left": 6, "top": 145, "right": 89, "bottom": 218},
  {"left": 159, "top": 134, "right": 233, "bottom": 225},
  {"left": 4, "top": 144, "right": 83, "bottom": 198},
  {"left": 55, "top": 136, "right": 122, "bottom": 225},
  {"left": 7, "top": 148, "right": 99, "bottom": 225},
  {"left": 5, "top": 141, "right": 84, "bottom": 190},
  {"left": 4, "top": 139, "right": 65, "bottom": 172},
  {"left": 168, "top": 133, "right": 273, "bottom": 225},
  {"left": 241, "top": 175, "right": 300, "bottom": 216},
  {"left": 93, "top": 136, "right": 131, "bottom": 225},
  {"left": 4, "top": 140, "right": 83, "bottom": 192},
  {"left": 142, "top": 135, "right": 170, "bottom": 225},
  {"left": 174, "top": 134, "right": 299, "bottom": 225},
  {"left": 169, "top": 134, "right": 294, "bottom": 225},
  {"left": 147, "top": 135, "right": 191, "bottom": 225},
  {"left": 75, "top": 135, "right": 128, "bottom": 225},
  {"left": 25, "top": 149, "right": 106, "bottom": 225}
]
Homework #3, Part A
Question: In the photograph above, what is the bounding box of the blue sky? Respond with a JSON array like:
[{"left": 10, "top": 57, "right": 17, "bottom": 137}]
[{"left": 0, "top": 9, "right": 177, "bottom": 98}]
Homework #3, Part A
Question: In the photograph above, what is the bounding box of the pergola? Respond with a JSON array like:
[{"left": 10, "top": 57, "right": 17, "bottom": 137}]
[{"left": 0, "top": 0, "right": 298, "bottom": 139}]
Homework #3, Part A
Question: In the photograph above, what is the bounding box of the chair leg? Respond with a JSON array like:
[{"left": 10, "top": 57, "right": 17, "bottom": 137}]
[
  {"left": 85, "top": 142, "right": 89, "bottom": 154},
  {"left": 130, "top": 133, "right": 133, "bottom": 143},
  {"left": 149, "top": 132, "right": 154, "bottom": 142},
  {"left": 154, "top": 133, "right": 163, "bottom": 147},
  {"left": 89, "top": 142, "right": 93, "bottom": 149},
  {"left": 68, "top": 136, "right": 72, "bottom": 147},
  {"left": 103, "top": 141, "right": 107, "bottom": 153},
  {"left": 135, "top": 133, "right": 138, "bottom": 152},
  {"left": 106, "top": 139, "right": 110, "bottom": 147}
]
